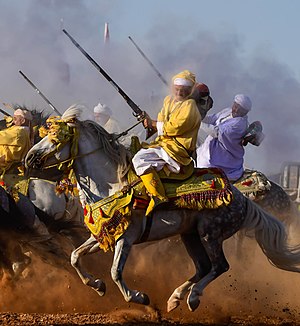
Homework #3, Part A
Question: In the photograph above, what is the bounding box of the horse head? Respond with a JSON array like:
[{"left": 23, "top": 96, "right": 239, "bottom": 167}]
[
  {"left": 25, "top": 109, "right": 78, "bottom": 171},
  {"left": 25, "top": 104, "right": 130, "bottom": 200}
]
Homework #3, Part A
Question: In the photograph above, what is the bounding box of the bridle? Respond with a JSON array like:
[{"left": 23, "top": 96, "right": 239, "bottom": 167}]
[{"left": 31, "top": 117, "right": 101, "bottom": 172}]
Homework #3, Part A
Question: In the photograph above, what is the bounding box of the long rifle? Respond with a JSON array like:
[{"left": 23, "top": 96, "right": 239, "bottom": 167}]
[
  {"left": 62, "top": 29, "right": 155, "bottom": 139},
  {"left": 0, "top": 107, "right": 11, "bottom": 116},
  {"left": 19, "top": 70, "right": 62, "bottom": 115},
  {"left": 128, "top": 36, "right": 168, "bottom": 87}
]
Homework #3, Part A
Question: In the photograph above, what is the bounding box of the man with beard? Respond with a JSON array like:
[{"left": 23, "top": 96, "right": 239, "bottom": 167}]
[{"left": 132, "top": 70, "right": 201, "bottom": 216}]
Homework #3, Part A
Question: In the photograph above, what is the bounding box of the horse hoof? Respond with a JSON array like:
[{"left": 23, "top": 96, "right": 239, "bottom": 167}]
[
  {"left": 167, "top": 299, "right": 180, "bottom": 312},
  {"left": 140, "top": 292, "right": 150, "bottom": 305},
  {"left": 132, "top": 291, "right": 150, "bottom": 305},
  {"left": 94, "top": 279, "right": 106, "bottom": 296},
  {"left": 187, "top": 296, "right": 200, "bottom": 312}
]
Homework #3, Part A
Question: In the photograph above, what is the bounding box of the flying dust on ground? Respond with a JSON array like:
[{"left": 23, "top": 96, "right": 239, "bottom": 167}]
[{"left": 1, "top": 220, "right": 300, "bottom": 325}]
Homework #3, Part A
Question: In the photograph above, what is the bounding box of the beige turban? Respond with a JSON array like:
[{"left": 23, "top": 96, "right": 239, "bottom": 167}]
[
  {"left": 93, "top": 103, "right": 112, "bottom": 116},
  {"left": 14, "top": 109, "right": 33, "bottom": 120},
  {"left": 234, "top": 94, "right": 252, "bottom": 112},
  {"left": 172, "top": 70, "right": 196, "bottom": 87}
]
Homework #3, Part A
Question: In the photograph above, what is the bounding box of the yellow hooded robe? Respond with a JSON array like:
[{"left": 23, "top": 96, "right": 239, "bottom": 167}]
[
  {"left": 152, "top": 96, "right": 201, "bottom": 166},
  {"left": 0, "top": 125, "right": 31, "bottom": 172}
]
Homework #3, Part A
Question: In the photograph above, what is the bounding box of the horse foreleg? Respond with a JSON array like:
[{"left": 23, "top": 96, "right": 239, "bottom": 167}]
[
  {"left": 167, "top": 233, "right": 211, "bottom": 312},
  {"left": 187, "top": 239, "right": 229, "bottom": 312},
  {"left": 111, "top": 238, "right": 150, "bottom": 305},
  {"left": 71, "top": 235, "right": 106, "bottom": 296}
]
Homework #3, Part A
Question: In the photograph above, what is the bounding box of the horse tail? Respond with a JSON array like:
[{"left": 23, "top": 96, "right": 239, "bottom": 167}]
[{"left": 242, "top": 196, "right": 300, "bottom": 272}]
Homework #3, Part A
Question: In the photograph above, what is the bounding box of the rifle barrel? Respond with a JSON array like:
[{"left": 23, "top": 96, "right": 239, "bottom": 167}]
[
  {"left": 62, "top": 29, "right": 156, "bottom": 139},
  {"left": 0, "top": 108, "right": 10, "bottom": 116},
  {"left": 19, "top": 70, "right": 62, "bottom": 116},
  {"left": 128, "top": 36, "right": 168, "bottom": 86},
  {"left": 62, "top": 29, "right": 142, "bottom": 117}
]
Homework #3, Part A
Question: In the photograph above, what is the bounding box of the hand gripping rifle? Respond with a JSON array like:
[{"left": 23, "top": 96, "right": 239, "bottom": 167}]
[
  {"left": 62, "top": 29, "right": 156, "bottom": 139},
  {"left": 19, "top": 70, "right": 62, "bottom": 116}
]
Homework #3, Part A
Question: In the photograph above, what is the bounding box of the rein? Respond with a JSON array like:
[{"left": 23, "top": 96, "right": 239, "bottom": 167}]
[{"left": 41, "top": 146, "right": 101, "bottom": 170}]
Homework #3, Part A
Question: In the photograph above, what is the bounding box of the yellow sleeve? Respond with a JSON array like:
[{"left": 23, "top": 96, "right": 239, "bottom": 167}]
[
  {"left": 163, "top": 99, "right": 200, "bottom": 136},
  {"left": 157, "top": 96, "right": 170, "bottom": 122}
]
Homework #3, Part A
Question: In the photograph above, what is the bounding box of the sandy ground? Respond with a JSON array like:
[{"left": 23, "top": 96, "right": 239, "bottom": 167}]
[{"left": 1, "top": 224, "right": 300, "bottom": 325}]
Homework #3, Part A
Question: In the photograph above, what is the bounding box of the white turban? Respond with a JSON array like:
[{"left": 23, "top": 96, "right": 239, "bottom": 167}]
[
  {"left": 14, "top": 108, "right": 33, "bottom": 120},
  {"left": 173, "top": 78, "right": 194, "bottom": 87},
  {"left": 234, "top": 94, "right": 252, "bottom": 112},
  {"left": 172, "top": 70, "right": 196, "bottom": 87},
  {"left": 93, "top": 103, "right": 112, "bottom": 116}
]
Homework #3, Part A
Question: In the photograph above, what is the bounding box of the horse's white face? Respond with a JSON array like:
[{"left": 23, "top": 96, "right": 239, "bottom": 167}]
[{"left": 25, "top": 135, "right": 71, "bottom": 170}]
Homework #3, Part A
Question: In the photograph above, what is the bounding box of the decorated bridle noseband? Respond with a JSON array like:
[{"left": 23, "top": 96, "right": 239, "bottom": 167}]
[{"left": 35, "top": 116, "right": 99, "bottom": 172}]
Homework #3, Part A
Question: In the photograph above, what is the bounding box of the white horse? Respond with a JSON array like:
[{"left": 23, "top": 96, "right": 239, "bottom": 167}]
[{"left": 25, "top": 105, "right": 300, "bottom": 312}]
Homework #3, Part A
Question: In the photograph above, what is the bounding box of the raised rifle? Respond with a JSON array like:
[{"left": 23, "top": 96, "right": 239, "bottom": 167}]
[
  {"left": 19, "top": 70, "right": 62, "bottom": 116},
  {"left": 128, "top": 36, "right": 168, "bottom": 87},
  {"left": 62, "top": 29, "right": 156, "bottom": 139},
  {"left": 0, "top": 107, "right": 11, "bottom": 116}
]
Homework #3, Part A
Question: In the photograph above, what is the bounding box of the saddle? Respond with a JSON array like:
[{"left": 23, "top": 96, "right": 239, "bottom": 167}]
[
  {"left": 84, "top": 166, "right": 233, "bottom": 252},
  {"left": 0, "top": 173, "right": 30, "bottom": 202}
]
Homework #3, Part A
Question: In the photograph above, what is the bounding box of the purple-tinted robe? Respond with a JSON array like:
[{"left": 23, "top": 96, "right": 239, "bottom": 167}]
[{"left": 196, "top": 107, "right": 248, "bottom": 181}]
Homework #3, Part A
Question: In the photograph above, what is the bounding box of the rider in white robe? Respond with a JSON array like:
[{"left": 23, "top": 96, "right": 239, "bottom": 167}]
[
  {"left": 196, "top": 94, "right": 252, "bottom": 181},
  {"left": 93, "top": 103, "right": 121, "bottom": 134}
]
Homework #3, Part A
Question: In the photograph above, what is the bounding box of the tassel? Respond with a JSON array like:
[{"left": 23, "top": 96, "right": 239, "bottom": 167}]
[{"left": 88, "top": 211, "right": 94, "bottom": 224}]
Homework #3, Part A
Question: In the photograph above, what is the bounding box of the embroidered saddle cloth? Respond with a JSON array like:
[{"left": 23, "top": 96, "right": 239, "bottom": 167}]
[
  {"left": 233, "top": 169, "right": 271, "bottom": 200},
  {"left": 84, "top": 167, "right": 233, "bottom": 252},
  {"left": 0, "top": 173, "right": 30, "bottom": 202}
]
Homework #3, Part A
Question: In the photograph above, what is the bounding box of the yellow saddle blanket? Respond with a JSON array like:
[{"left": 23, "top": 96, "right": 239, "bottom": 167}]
[
  {"left": 233, "top": 169, "right": 271, "bottom": 200},
  {"left": 84, "top": 167, "right": 233, "bottom": 252},
  {"left": 0, "top": 174, "right": 30, "bottom": 202}
]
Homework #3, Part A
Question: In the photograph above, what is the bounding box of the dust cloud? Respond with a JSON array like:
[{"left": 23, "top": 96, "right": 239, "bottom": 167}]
[
  {"left": 1, "top": 226, "right": 300, "bottom": 324},
  {"left": 1, "top": 1, "right": 300, "bottom": 175}
]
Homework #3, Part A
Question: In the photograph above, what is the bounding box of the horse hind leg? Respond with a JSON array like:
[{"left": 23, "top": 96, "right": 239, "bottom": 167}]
[
  {"left": 187, "top": 238, "right": 229, "bottom": 312},
  {"left": 167, "top": 233, "right": 211, "bottom": 312},
  {"left": 71, "top": 235, "right": 106, "bottom": 296}
]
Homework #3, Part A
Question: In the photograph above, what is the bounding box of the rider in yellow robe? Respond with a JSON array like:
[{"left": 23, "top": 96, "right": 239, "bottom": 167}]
[
  {"left": 132, "top": 70, "right": 201, "bottom": 215},
  {"left": 0, "top": 109, "right": 33, "bottom": 174}
]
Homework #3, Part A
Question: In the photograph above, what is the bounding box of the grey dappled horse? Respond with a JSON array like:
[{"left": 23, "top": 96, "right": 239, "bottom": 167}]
[
  {"left": 25, "top": 105, "right": 300, "bottom": 312},
  {"left": 240, "top": 178, "right": 297, "bottom": 224}
]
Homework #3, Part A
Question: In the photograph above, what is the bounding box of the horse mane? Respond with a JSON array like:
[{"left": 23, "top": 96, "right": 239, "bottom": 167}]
[
  {"left": 61, "top": 104, "right": 85, "bottom": 123},
  {"left": 81, "top": 120, "right": 132, "bottom": 183},
  {"left": 61, "top": 104, "right": 132, "bottom": 182},
  {"left": 8, "top": 103, "right": 50, "bottom": 126}
]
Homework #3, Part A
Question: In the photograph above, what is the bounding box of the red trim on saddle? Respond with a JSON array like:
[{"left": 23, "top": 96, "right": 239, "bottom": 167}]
[
  {"left": 241, "top": 180, "right": 253, "bottom": 186},
  {"left": 99, "top": 207, "right": 104, "bottom": 217},
  {"left": 88, "top": 211, "right": 94, "bottom": 224},
  {"left": 133, "top": 198, "right": 149, "bottom": 210}
]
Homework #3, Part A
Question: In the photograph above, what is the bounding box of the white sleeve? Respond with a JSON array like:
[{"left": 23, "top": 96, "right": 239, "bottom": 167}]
[
  {"left": 201, "top": 123, "right": 219, "bottom": 138},
  {"left": 157, "top": 121, "right": 164, "bottom": 136}
]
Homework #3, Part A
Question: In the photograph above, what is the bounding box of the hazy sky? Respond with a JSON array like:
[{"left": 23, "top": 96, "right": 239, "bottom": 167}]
[{"left": 1, "top": 0, "right": 300, "bottom": 175}]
